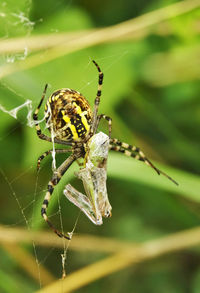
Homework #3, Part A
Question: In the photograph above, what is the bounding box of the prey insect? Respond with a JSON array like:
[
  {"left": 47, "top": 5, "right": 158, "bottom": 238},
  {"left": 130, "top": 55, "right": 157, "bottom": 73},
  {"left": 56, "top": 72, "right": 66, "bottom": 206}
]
[
  {"left": 64, "top": 131, "right": 111, "bottom": 225},
  {"left": 33, "top": 60, "right": 178, "bottom": 239}
]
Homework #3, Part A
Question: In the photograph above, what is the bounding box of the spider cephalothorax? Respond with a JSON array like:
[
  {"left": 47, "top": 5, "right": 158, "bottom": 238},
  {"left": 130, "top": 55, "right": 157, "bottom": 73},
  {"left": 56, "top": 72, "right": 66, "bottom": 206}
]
[{"left": 33, "top": 60, "right": 177, "bottom": 240}]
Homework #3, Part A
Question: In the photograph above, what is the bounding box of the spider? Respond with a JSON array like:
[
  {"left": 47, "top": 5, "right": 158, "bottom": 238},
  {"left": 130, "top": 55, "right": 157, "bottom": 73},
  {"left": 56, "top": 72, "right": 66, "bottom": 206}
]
[{"left": 33, "top": 60, "right": 178, "bottom": 240}]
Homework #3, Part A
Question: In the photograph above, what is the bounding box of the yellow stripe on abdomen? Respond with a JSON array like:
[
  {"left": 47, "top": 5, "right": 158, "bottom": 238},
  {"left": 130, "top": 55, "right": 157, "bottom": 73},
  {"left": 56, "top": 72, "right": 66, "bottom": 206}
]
[{"left": 74, "top": 103, "right": 90, "bottom": 132}]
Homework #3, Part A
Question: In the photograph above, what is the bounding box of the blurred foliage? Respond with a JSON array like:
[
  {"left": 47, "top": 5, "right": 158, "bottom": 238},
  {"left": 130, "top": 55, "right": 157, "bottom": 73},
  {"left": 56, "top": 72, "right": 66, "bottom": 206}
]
[{"left": 0, "top": 0, "right": 200, "bottom": 292}]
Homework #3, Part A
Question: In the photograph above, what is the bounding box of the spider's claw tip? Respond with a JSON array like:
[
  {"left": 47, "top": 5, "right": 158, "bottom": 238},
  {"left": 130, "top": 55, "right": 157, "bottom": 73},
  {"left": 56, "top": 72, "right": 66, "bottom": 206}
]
[{"left": 158, "top": 169, "right": 178, "bottom": 186}]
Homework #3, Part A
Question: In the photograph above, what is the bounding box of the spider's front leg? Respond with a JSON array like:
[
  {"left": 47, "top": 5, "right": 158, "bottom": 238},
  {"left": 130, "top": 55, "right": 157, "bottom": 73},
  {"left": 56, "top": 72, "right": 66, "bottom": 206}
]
[
  {"left": 109, "top": 138, "right": 178, "bottom": 186},
  {"left": 90, "top": 60, "right": 104, "bottom": 136},
  {"left": 41, "top": 154, "right": 77, "bottom": 239}
]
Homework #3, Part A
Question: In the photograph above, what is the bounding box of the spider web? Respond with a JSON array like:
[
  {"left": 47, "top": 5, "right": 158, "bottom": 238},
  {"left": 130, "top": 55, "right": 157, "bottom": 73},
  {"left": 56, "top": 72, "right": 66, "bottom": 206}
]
[
  {"left": 0, "top": 96, "right": 81, "bottom": 287},
  {"left": 0, "top": 1, "right": 130, "bottom": 289},
  {"left": 0, "top": 0, "right": 83, "bottom": 289}
]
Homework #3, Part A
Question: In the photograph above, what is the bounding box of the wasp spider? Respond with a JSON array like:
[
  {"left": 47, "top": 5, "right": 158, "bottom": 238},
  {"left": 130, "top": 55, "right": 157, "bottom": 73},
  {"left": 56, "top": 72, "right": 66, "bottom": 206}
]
[{"left": 33, "top": 60, "right": 178, "bottom": 239}]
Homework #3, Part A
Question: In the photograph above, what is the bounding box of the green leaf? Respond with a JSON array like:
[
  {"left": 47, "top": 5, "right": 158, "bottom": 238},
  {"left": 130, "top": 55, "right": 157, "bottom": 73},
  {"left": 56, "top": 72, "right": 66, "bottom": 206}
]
[{"left": 108, "top": 153, "right": 200, "bottom": 203}]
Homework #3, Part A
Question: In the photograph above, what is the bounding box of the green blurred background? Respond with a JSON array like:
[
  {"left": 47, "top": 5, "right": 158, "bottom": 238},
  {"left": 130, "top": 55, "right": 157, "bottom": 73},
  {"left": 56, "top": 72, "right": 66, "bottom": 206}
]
[{"left": 0, "top": 0, "right": 200, "bottom": 292}]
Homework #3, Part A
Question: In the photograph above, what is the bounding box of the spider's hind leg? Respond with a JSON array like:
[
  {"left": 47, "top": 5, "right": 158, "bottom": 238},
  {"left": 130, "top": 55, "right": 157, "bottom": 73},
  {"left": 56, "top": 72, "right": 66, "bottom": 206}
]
[
  {"left": 109, "top": 138, "right": 178, "bottom": 186},
  {"left": 41, "top": 154, "right": 76, "bottom": 239},
  {"left": 37, "top": 148, "right": 72, "bottom": 171}
]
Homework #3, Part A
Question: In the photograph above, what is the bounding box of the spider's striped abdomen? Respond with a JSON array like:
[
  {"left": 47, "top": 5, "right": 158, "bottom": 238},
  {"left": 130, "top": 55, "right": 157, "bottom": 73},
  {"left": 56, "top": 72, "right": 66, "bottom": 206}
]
[{"left": 45, "top": 89, "right": 92, "bottom": 142}]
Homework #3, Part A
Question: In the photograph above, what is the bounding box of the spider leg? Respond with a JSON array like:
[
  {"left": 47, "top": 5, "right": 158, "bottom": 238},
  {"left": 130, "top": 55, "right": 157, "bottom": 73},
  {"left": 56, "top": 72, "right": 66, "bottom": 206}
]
[
  {"left": 33, "top": 84, "right": 52, "bottom": 142},
  {"left": 41, "top": 154, "right": 77, "bottom": 239},
  {"left": 96, "top": 114, "right": 112, "bottom": 138},
  {"left": 109, "top": 138, "right": 178, "bottom": 186},
  {"left": 90, "top": 60, "right": 104, "bottom": 135},
  {"left": 37, "top": 148, "right": 72, "bottom": 171}
]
